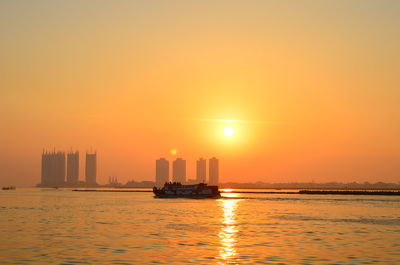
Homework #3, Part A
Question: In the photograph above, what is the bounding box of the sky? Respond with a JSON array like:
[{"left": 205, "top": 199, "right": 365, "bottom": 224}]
[{"left": 1, "top": 0, "right": 399, "bottom": 186}]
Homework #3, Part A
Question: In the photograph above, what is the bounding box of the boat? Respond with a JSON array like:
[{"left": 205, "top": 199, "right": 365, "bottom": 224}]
[
  {"left": 153, "top": 182, "right": 221, "bottom": 198},
  {"left": 2, "top": 186, "right": 16, "bottom": 190}
]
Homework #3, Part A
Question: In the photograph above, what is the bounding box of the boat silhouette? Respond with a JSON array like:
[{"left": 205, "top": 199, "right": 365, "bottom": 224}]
[{"left": 153, "top": 182, "right": 221, "bottom": 198}]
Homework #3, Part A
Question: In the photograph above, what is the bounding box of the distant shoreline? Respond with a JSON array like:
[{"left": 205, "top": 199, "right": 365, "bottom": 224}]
[
  {"left": 71, "top": 189, "right": 400, "bottom": 196},
  {"left": 33, "top": 182, "right": 400, "bottom": 190}
]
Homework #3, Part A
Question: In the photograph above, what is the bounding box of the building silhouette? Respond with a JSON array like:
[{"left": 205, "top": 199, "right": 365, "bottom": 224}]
[
  {"left": 196, "top": 158, "right": 206, "bottom": 183},
  {"left": 85, "top": 152, "right": 97, "bottom": 186},
  {"left": 209, "top": 157, "right": 219, "bottom": 185},
  {"left": 67, "top": 151, "right": 79, "bottom": 184},
  {"left": 107, "top": 176, "right": 121, "bottom": 187},
  {"left": 172, "top": 158, "right": 186, "bottom": 183},
  {"left": 156, "top": 158, "right": 169, "bottom": 187},
  {"left": 41, "top": 150, "right": 66, "bottom": 187}
]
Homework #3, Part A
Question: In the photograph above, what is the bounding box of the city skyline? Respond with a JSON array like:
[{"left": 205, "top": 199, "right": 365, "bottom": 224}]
[
  {"left": 155, "top": 157, "right": 219, "bottom": 187},
  {"left": 6, "top": 145, "right": 400, "bottom": 187},
  {"left": 39, "top": 151, "right": 222, "bottom": 187},
  {"left": 37, "top": 151, "right": 400, "bottom": 187},
  {"left": 39, "top": 149, "right": 97, "bottom": 187}
]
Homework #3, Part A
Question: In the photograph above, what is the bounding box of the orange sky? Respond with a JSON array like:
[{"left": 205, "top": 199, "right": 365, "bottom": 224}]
[{"left": 1, "top": 1, "right": 399, "bottom": 186}]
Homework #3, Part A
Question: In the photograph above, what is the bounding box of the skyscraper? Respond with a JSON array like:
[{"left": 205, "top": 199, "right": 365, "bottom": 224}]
[
  {"left": 85, "top": 152, "right": 97, "bottom": 186},
  {"left": 41, "top": 150, "right": 66, "bottom": 187},
  {"left": 209, "top": 157, "right": 219, "bottom": 185},
  {"left": 172, "top": 158, "right": 186, "bottom": 183},
  {"left": 196, "top": 158, "right": 206, "bottom": 183},
  {"left": 67, "top": 151, "right": 79, "bottom": 184},
  {"left": 156, "top": 158, "right": 169, "bottom": 187}
]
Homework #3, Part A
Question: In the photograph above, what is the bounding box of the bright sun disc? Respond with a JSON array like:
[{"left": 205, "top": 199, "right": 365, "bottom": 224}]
[{"left": 223, "top": 127, "right": 234, "bottom": 137}]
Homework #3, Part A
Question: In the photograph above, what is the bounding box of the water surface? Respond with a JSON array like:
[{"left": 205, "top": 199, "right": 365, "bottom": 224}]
[{"left": 1, "top": 188, "right": 399, "bottom": 264}]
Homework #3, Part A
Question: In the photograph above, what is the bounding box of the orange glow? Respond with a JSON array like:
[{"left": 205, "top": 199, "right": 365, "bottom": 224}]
[
  {"left": 221, "top": 192, "right": 241, "bottom": 198},
  {"left": 0, "top": 1, "right": 399, "bottom": 186},
  {"left": 218, "top": 199, "right": 239, "bottom": 264}
]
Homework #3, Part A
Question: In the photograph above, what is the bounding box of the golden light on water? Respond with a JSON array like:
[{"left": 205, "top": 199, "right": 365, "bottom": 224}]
[
  {"left": 220, "top": 190, "right": 242, "bottom": 199},
  {"left": 218, "top": 199, "right": 240, "bottom": 264}
]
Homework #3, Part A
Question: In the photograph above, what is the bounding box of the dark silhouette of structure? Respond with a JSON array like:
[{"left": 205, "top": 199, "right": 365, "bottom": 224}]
[
  {"left": 209, "top": 157, "right": 219, "bottom": 185},
  {"left": 155, "top": 158, "right": 169, "bottom": 187},
  {"left": 196, "top": 158, "right": 206, "bottom": 183},
  {"left": 41, "top": 150, "right": 66, "bottom": 187},
  {"left": 153, "top": 182, "right": 221, "bottom": 198},
  {"left": 85, "top": 152, "right": 97, "bottom": 186},
  {"left": 172, "top": 158, "right": 186, "bottom": 184},
  {"left": 67, "top": 151, "right": 79, "bottom": 184},
  {"left": 106, "top": 176, "right": 122, "bottom": 187},
  {"left": 217, "top": 181, "right": 400, "bottom": 190}
]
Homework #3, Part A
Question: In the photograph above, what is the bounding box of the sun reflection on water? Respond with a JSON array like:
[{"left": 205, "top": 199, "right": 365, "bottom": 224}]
[{"left": 218, "top": 199, "right": 239, "bottom": 264}]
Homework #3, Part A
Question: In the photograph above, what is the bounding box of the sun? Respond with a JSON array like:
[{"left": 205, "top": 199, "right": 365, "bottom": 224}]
[
  {"left": 170, "top": 149, "right": 177, "bottom": 155},
  {"left": 223, "top": 127, "right": 234, "bottom": 137}
]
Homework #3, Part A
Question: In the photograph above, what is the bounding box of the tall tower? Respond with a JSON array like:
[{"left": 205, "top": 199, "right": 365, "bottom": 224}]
[
  {"left": 41, "top": 151, "right": 51, "bottom": 186},
  {"left": 156, "top": 158, "right": 169, "bottom": 187},
  {"left": 209, "top": 157, "right": 219, "bottom": 185},
  {"left": 196, "top": 158, "right": 206, "bottom": 183},
  {"left": 41, "top": 150, "right": 66, "bottom": 187},
  {"left": 41, "top": 151, "right": 50, "bottom": 186},
  {"left": 172, "top": 158, "right": 186, "bottom": 183},
  {"left": 85, "top": 152, "right": 97, "bottom": 186},
  {"left": 67, "top": 151, "right": 79, "bottom": 184}
]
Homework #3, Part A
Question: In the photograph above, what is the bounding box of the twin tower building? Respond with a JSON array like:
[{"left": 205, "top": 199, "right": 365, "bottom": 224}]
[
  {"left": 155, "top": 157, "right": 219, "bottom": 187},
  {"left": 40, "top": 150, "right": 97, "bottom": 187}
]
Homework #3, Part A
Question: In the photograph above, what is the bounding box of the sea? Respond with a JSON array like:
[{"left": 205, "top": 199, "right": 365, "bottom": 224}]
[{"left": 1, "top": 188, "right": 399, "bottom": 265}]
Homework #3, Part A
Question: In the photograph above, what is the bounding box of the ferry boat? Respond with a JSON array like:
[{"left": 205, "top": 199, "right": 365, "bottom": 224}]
[{"left": 153, "top": 182, "right": 221, "bottom": 198}]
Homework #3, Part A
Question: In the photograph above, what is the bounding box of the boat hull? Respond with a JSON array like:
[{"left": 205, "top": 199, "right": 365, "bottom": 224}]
[
  {"left": 154, "top": 193, "right": 221, "bottom": 199},
  {"left": 153, "top": 183, "right": 221, "bottom": 199}
]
